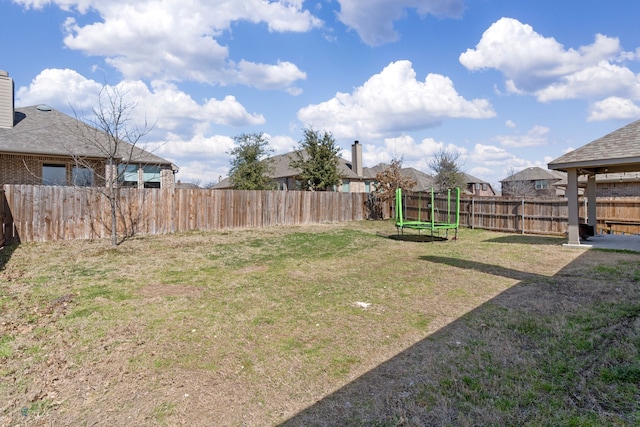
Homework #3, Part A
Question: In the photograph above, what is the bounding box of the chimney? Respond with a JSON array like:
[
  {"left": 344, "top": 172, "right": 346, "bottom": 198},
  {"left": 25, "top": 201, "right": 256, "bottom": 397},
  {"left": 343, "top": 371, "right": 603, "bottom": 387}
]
[
  {"left": 351, "top": 140, "right": 363, "bottom": 176},
  {"left": 0, "top": 70, "right": 14, "bottom": 129}
]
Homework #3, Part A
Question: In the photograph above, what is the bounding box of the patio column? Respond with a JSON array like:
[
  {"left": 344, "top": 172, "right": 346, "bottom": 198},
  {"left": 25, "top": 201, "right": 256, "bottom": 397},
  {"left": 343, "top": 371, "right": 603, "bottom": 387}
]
[
  {"left": 566, "top": 168, "right": 580, "bottom": 245},
  {"left": 587, "top": 174, "right": 597, "bottom": 234}
]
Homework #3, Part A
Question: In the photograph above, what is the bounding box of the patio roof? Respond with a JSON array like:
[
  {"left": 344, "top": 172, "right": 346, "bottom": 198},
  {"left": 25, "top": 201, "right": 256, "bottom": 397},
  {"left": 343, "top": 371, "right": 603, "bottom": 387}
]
[
  {"left": 548, "top": 119, "right": 640, "bottom": 174},
  {"left": 547, "top": 118, "right": 640, "bottom": 247}
]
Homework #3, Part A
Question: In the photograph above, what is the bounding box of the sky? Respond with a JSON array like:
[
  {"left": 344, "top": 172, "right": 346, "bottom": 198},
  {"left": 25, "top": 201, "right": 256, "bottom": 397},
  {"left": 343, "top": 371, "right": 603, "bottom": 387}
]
[{"left": 3, "top": 0, "right": 640, "bottom": 189}]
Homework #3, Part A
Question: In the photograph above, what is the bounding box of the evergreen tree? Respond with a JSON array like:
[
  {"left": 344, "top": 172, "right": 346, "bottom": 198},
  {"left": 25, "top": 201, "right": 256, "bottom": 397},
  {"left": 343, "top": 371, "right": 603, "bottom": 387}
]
[
  {"left": 290, "top": 128, "right": 341, "bottom": 191},
  {"left": 228, "top": 133, "right": 275, "bottom": 190}
]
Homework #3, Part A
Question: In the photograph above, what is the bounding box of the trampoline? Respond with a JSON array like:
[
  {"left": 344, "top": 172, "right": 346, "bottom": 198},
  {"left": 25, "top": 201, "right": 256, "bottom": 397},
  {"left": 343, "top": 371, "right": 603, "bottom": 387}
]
[{"left": 395, "top": 187, "right": 460, "bottom": 240}]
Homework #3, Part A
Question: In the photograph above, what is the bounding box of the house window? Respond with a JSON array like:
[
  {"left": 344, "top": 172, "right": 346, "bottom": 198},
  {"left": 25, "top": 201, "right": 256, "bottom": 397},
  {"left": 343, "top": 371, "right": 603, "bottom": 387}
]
[
  {"left": 142, "top": 165, "right": 161, "bottom": 188},
  {"left": 475, "top": 183, "right": 480, "bottom": 190},
  {"left": 42, "top": 164, "right": 66, "bottom": 186},
  {"left": 365, "top": 181, "right": 371, "bottom": 192},
  {"left": 482, "top": 183, "right": 487, "bottom": 191},
  {"left": 118, "top": 164, "right": 139, "bottom": 187},
  {"left": 342, "top": 179, "right": 350, "bottom": 192},
  {"left": 72, "top": 166, "right": 94, "bottom": 187},
  {"left": 535, "top": 180, "right": 548, "bottom": 190}
]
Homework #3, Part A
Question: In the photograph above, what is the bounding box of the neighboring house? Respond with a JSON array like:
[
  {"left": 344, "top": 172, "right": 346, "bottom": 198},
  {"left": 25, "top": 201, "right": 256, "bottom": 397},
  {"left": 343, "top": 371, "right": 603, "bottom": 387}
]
[
  {"left": 215, "top": 139, "right": 493, "bottom": 195},
  {"left": 554, "top": 172, "right": 640, "bottom": 197},
  {"left": 215, "top": 141, "right": 377, "bottom": 192},
  {"left": 500, "top": 167, "right": 565, "bottom": 198},
  {"left": 175, "top": 180, "right": 201, "bottom": 190},
  {"left": 364, "top": 164, "right": 435, "bottom": 192},
  {"left": 0, "top": 70, "right": 177, "bottom": 189},
  {"left": 462, "top": 172, "right": 496, "bottom": 196}
]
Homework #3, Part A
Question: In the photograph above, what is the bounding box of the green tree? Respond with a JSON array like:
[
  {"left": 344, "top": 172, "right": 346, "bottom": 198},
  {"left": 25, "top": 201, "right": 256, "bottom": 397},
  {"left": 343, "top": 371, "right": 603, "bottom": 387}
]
[
  {"left": 228, "top": 133, "right": 275, "bottom": 190},
  {"left": 429, "top": 148, "right": 465, "bottom": 192},
  {"left": 290, "top": 128, "right": 341, "bottom": 191}
]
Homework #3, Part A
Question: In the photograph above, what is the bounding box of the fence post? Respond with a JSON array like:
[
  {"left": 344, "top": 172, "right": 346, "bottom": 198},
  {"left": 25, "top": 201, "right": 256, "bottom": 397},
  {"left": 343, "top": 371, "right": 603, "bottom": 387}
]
[
  {"left": 471, "top": 197, "right": 475, "bottom": 229},
  {"left": 522, "top": 198, "right": 525, "bottom": 234}
]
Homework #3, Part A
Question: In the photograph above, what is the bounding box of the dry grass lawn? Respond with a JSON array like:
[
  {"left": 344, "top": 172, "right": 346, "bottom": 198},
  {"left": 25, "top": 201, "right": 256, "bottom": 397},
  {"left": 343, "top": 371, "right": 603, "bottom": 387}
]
[{"left": 1, "top": 221, "right": 639, "bottom": 426}]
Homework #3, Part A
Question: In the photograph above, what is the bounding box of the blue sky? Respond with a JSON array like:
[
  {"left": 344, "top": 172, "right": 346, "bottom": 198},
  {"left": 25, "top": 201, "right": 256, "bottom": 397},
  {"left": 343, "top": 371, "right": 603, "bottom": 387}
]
[{"left": 3, "top": 0, "right": 640, "bottom": 189}]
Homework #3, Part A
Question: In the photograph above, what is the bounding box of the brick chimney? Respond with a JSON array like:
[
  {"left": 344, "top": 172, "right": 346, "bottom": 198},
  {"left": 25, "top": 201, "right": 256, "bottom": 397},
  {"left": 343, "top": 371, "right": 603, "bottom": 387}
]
[
  {"left": 0, "top": 70, "right": 14, "bottom": 129},
  {"left": 351, "top": 140, "right": 363, "bottom": 176}
]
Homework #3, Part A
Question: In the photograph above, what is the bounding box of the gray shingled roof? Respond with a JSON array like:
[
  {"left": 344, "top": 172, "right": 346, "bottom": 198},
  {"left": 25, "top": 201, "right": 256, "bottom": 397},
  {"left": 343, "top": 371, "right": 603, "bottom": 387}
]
[
  {"left": 267, "top": 150, "right": 376, "bottom": 180},
  {"left": 548, "top": 119, "right": 640, "bottom": 173},
  {"left": 461, "top": 172, "right": 489, "bottom": 184},
  {"left": 362, "top": 164, "right": 435, "bottom": 192},
  {"left": 501, "top": 166, "right": 565, "bottom": 182},
  {"left": 214, "top": 149, "right": 377, "bottom": 188},
  {"left": 0, "top": 105, "right": 174, "bottom": 166}
]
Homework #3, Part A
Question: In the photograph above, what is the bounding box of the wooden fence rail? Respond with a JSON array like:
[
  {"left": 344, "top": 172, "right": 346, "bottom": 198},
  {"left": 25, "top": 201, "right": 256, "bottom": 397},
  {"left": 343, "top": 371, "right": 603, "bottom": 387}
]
[{"left": 3, "top": 185, "right": 640, "bottom": 245}]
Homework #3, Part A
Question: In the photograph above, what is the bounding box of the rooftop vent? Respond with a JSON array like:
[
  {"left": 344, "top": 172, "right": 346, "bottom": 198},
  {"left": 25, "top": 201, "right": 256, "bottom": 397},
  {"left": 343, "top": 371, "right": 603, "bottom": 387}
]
[{"left": 37, "top": 104, "right": 52, "bottom": 111}]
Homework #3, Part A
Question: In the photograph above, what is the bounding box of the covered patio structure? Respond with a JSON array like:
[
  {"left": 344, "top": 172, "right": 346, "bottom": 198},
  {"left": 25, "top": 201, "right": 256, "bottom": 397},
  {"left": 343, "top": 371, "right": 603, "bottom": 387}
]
[{"left": 548, "top": 119, "right": 640, "bottom": 247}]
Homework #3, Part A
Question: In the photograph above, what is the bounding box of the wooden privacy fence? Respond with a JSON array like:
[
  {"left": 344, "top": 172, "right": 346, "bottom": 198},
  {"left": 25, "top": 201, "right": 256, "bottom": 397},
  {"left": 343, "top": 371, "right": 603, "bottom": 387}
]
[
  {"left": 1, "top": 185, "right": 382, "bottom": 244},
  {"left": 462, "top": 197, "right": 569, "bottom": 234},
  {"left": 4, "top": 185, "right": 640, "bottom": 245},
  {"left": 400, "top": 192, "right": 640, "bottom": 236}
]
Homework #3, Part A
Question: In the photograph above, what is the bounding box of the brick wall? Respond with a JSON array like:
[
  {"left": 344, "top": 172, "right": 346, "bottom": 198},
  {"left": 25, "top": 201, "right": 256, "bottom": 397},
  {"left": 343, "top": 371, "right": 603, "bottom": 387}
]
[
  {"left": 597, "top": 182, "right": 640, "bottom": 197},
  {"left": 0, "top": 153, "right": 174, "bottom": 188}
]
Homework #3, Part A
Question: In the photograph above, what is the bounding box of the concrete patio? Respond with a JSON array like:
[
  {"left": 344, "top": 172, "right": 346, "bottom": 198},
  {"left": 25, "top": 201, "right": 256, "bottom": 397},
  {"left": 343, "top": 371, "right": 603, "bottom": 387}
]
[{"left": 565, "top": 233, "right": 640, "bottom": 252}]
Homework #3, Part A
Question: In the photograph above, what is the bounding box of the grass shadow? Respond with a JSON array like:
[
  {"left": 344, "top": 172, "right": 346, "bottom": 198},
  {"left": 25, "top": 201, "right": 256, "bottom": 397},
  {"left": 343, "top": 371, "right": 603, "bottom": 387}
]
[
  {"left": 420, "top": 255, "right": 547, "bottom": 282},
  {"left": 281, "top": 249, "right": 640, "bottom": 426},
  {"left": 484, "top": 234, "right": 565, "bottom": 246},
  {"left": 0, "top": 242, "right": 18, "bottom": 272},
  {"left": 388, "top": 234, "right": 449, "bottom": 243}
]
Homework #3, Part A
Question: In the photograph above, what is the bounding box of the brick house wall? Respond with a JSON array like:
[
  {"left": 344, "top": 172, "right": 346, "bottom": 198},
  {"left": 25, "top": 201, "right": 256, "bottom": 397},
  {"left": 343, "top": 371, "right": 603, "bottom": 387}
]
[
  {"left": 1, "top": 153, "right": 174, "bottom": 189},
  {"left": 0, "top": 153, "right": 104, "bottom": 186},
  {"left": 597, "top": 181, "right": 640, "bottom": 197}
]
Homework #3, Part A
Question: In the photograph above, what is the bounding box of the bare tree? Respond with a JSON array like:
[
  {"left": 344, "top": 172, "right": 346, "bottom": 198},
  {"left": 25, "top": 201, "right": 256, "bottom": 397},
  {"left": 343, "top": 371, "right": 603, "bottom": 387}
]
[
  {"left": 502, "top": 167, "right": 536, "bottom": 198},
  {"left": 373, "top": 157, "right": 417, "bottom": 204},
  {"left": 429, "top": 148, "right": 465, "bottom": 192},
  {"left": 70, "top": 85, "right": 154, "bottom": 246}
]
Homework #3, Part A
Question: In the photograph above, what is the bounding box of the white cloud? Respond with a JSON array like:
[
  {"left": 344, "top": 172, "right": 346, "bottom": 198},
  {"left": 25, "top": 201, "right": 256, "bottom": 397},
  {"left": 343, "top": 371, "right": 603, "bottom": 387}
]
[
  {"left": 265, "top": 134, "right": 297, "bottom": 153},
  {"left": 336, "top": 0, "right": 464, "bottom": 46},
  {"left": 152, "top": 133, "right": 234, "bottom": 159},
  {"left": 15, "top": 68, "right": 103, "bottom": 110},
  {"left": 467, "top": 143, "right": 534, "bottom": 182},
  {"left": 16, "top": 0, "right": 320, "bottom": 91},
  {"left": 505, "top": 120, "right": 516, "bottom": 128},
  {"left": 494, "top": 125, "right": 550, "bottom": 148},
  {"left": 587, "top": 97, "right": 640, "bottom": 121},
  {"left": 15, "top": 68, "right": 271, "bottom": 184},
  {"left": 535, "top": 61, "right": 640, "bottom": 102},
  {"left": 147, "top": 133, "right": 235, "bottom": 184},
  {"left": 374, "top": 135, "right": 468, "bottom": 172},
  {"left": 297, "top": 60, "right": 495, "bottom": 139},
  {"left": 235, "top": 60, "right": 306, "bottom": 92},
  {"left": 471, "top": 144, "right": 514, "bottom": 164},
  {"left": 16, "top": 69, "right": 265, "bottom": 134},
  {"left": 460, "top": 17, "right": 640, "bottom": 102}
]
